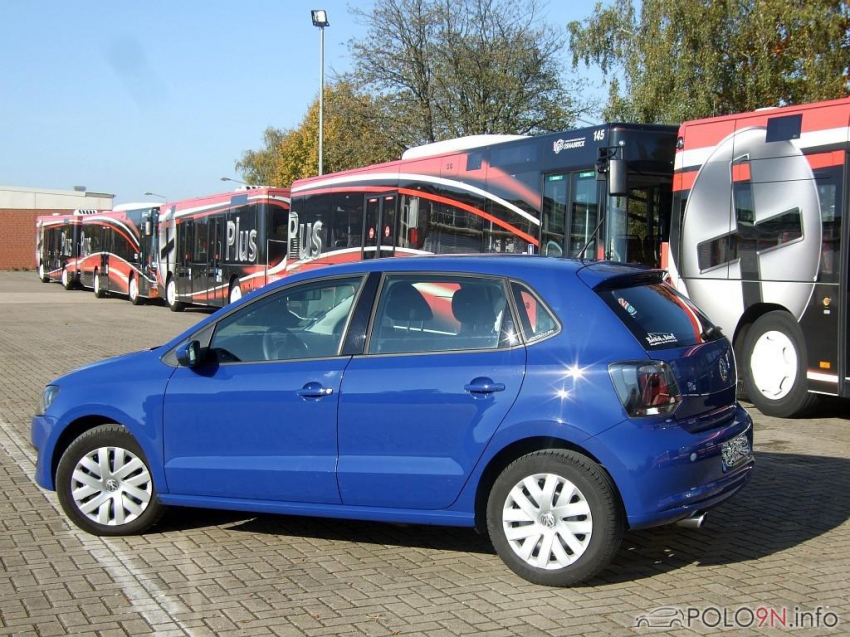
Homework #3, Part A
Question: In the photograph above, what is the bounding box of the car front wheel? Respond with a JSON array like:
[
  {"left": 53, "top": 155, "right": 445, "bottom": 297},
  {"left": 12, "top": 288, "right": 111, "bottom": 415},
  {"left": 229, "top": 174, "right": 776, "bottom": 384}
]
[
  {"left": 55, "top": 424, "right": 164, "bottom": 536},
  {"left": 487, "top": 449, "right": 623, "bottom": 586}
]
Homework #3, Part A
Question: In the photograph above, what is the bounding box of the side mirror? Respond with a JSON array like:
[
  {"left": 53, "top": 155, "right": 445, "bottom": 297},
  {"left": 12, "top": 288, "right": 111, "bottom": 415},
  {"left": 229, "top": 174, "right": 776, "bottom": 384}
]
[
  {"left": 176, "top": 340, "right": 202, "bottom": 368},
  {"left": 608, "top": 157, "right": 628, "bottom": 197}
]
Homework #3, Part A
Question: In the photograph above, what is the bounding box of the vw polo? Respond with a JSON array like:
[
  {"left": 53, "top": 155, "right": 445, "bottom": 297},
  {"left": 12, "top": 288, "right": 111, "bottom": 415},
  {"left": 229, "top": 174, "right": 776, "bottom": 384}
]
[{"left": 33, "top": 256, "right": 753, "bottom": 586}]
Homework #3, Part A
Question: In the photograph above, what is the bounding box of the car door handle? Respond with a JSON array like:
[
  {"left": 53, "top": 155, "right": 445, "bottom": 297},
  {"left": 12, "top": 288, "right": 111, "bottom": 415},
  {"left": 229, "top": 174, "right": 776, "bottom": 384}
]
[
  {"left": 297, "top": 383, "right": 334, "bottom": 399},
  {"left": 464, "top": 377, "right": 506, "bottom": 395}
]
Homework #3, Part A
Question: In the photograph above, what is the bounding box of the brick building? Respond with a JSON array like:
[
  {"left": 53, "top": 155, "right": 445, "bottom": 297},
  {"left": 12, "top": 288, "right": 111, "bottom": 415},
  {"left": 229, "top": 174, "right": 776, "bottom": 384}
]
[{"left": 0, "top": 186, "right": 114, "bottom": 270}]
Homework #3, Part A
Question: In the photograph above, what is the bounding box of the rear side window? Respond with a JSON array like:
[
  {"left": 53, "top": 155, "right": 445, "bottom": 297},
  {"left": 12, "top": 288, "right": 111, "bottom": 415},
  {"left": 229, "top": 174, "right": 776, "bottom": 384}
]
[
  {"left": 597, "top": 283, "right": 717, "bottom": 350},
  {"left": 511, "top": 282, "right": 559, "bottom": 343}
]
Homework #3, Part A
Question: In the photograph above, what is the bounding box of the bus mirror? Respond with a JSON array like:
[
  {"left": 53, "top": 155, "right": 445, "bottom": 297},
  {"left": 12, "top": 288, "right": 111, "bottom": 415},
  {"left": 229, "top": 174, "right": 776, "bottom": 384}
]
[
  {"left": 145, "top": 221, "right": 152, "bottom": 236},
  {"left": 608, "top": 157, "right": 628, "bottom": 197},
  {"left": 176, "top": 340, "right": 202, "bottom": 368}
]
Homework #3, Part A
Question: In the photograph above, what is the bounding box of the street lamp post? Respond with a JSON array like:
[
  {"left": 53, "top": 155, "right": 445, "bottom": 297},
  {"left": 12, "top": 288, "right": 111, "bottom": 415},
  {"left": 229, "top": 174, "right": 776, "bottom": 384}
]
[
  {"left": 311, "top": 9, "right": 329, "bottom": 176},
  {"left": 220, "top": 176, "right": 248, "bottom": 187},
  {"left": 144, "top": 191, "right": 167, "bottom": 202}
]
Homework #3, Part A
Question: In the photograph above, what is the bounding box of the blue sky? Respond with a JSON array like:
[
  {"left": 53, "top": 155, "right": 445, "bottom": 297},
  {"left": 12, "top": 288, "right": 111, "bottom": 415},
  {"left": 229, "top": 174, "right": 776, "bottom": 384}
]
[{"left": 0, "top": 1, "right": 605, "bottom": 205}]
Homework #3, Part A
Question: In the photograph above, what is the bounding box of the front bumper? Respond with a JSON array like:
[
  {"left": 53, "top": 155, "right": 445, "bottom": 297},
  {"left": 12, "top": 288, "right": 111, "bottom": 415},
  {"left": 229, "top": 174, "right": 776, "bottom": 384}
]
[{"left": 31, "top": 414, "right": 56, "bottom": 490}]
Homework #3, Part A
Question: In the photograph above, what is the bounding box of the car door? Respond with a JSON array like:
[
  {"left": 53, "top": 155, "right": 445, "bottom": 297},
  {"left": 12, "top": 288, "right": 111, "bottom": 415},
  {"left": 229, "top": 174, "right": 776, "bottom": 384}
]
[
  {"left": 162, "top": 275, "right": 365, "bottom": 504},
  {"left": 337, "top": 273, "right": 526, "bottom": 509}
]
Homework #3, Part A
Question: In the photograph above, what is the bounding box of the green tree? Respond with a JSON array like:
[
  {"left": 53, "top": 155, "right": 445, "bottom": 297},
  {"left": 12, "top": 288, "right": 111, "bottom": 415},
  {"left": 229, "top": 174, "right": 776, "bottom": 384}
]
[
  {"left": 347, "top": 0, "right": 589, "bottom": 147},
  {"left": 236, "top": 81, "right": 399, "bottom": 186},
  {"left": 568, "top": 0, "right": 850, "bottom": 123}
]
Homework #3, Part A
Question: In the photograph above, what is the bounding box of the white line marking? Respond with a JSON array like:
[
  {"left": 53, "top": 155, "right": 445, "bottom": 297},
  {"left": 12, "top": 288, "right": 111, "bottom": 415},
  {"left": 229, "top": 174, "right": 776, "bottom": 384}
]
[{"left": 0, "top": 418, "right": 191, "bottom": 636}]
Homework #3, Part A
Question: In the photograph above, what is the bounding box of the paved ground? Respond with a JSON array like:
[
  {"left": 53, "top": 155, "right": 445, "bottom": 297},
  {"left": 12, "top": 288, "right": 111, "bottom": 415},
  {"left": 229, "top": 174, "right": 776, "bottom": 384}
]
[{"left": 0, "top": 271, "right": 847, "bottom": 636}]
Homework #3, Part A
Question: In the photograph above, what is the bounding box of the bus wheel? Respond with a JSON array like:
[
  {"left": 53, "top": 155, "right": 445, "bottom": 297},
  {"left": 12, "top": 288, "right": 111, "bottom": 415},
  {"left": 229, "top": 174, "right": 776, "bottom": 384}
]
[
  {"left": 228, "top": 281, "right": 242, "bottom": 304},
  {"left": 741, "top": 311, "right": 818, "bottom": 418},
  {"left": 166, "top": 277, "right": 184, "bottom": 313},
  {"left": 129, "top": 275, "right": 143, "bottom": 306},
  {"left": 93, "top": 269, "right": 105, "bottom": 298},
  {"left": 55, "top": 424, "right": 164, "bottom": 536},
  {"left": 62, "top": 268, "right": 75, "bottom": 291},
  {"left": 38, "top": 262, "right": 49, "bottom": 283}
]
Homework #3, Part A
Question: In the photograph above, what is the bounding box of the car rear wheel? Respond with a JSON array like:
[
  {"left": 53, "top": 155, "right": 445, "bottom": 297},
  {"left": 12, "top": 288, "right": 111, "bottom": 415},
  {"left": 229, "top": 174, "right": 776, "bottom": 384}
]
[
  {"left": 487, "top": 449, "right": 623, "bottom": 586},
  {"left": 55, "top": 424, "right": 164, "bottom": 536},
  {"left": 167, "top": 276, "right": 184, "bottom": 312},
  {"left": 742, "top": 311, "right": 818, "bottom": 418}
]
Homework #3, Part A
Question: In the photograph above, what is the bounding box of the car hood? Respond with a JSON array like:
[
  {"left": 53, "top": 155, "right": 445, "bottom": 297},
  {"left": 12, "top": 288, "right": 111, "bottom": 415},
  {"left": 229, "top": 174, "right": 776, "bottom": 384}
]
[{"left": 50, "top": 347, "right": 162, "bottom": 386}]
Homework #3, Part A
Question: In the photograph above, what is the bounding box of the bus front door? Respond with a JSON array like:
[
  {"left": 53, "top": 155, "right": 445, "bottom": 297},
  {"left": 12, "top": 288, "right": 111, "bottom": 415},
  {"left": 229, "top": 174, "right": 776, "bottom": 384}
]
[{"left": 363, "top": 194, "right": 397, "bottom": 260}]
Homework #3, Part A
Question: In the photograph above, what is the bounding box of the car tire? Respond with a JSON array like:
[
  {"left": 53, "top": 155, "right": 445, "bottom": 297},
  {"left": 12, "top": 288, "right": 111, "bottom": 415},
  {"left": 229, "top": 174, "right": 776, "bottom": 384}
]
[
  {"left": 38, "top": 262, "right": 49, "bottom": 283},
  {"left": 741, "top": 310, "right": 818, "bottom": 418},
  {"left": 129, "top": 275, "right": 143, "bottom": 305},
  {"left": 229, "top": 281, "right": 242, "bottom": 304},
  {"left": 93, "top": 269, "right": 106, "bottom": 298},
  {"left": 487, "top": 449, "right": 623, "bottom": 586},
  {"left": 167, "top": 276, "right": 185, "bottom": 312},
  {"left": 55, "top": 424, "right": 164, "bottom": 536}
]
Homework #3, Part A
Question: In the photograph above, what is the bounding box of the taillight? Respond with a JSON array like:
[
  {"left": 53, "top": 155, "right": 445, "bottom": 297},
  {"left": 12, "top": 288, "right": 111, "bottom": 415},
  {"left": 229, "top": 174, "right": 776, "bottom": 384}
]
[{"left": 608, "top": 361, "right": 682, "bottom": 417}]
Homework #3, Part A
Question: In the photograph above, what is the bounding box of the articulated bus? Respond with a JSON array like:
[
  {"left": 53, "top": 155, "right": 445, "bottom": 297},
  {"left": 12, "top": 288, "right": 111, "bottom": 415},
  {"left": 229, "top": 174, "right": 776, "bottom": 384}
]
[
  {"left": 669, "top": 97, "right": 850, "bottom": 417},
  {"left": 291, "top": 98, "right": 850, "bottom": 416},
  {"left": 156, "top": 187, "right": 291, "bottom": 311},
  {"left": 36, "top": 210, "right": 97, "bottom": 288},
  {"left": 289, "top": 123, "right": 678, "bottom": 270},
  {"left": 76, "top": 203, "right": 161, "bottom": 304}
]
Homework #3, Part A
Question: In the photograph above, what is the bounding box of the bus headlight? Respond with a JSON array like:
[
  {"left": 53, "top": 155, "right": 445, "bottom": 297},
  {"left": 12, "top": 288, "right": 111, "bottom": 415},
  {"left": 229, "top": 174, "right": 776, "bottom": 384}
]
[{"left": 36, "top": 385, "right": 60, "bottom": 416}]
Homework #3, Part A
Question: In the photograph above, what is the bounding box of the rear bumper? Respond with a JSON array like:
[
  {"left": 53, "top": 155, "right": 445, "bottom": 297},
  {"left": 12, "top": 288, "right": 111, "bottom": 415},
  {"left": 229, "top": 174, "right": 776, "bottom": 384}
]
[{"left": 590, "top": 403, "right": 754, "bottom": 530}]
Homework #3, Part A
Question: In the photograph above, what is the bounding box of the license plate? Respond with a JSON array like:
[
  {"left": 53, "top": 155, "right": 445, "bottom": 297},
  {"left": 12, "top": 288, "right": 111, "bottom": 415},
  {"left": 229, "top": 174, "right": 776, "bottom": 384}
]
[{"left": 721, "top": 433, "right": 751, "bottom": 469}]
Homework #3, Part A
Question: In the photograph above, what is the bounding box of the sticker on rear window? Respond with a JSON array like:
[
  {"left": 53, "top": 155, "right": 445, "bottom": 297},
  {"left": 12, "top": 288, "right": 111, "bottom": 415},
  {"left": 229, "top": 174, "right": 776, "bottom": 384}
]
[
  {"left": 617, "top": 297, "right": 638, "bottom": 317},
  {"left": 646, "top": 332, "right": 677, "bottom": 346}
]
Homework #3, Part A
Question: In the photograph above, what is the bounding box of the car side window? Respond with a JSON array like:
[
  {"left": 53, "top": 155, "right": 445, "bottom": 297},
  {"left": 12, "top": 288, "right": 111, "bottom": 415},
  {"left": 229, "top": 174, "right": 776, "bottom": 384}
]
[
  {"left": 511, "top": 282, "right": 558, "bottom": 343},
  {"left": 209, "top": 277, "right": 362, "bottom": 363},
  {"left": 368, "top": 275, "right": 515, "bottom": 354}
]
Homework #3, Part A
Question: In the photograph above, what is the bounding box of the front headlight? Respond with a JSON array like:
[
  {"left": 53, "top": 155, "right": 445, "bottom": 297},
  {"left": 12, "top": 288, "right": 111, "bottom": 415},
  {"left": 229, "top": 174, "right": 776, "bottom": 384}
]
[{"left": 36, "top": 385, "right": 60, "bottom": 416}]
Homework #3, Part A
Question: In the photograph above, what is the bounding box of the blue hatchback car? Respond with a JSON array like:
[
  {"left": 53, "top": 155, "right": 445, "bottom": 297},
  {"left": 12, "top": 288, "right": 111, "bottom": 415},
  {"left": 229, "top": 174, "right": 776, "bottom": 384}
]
[{"left": 32, "top": 256, "right": 753, "bottom": 586}]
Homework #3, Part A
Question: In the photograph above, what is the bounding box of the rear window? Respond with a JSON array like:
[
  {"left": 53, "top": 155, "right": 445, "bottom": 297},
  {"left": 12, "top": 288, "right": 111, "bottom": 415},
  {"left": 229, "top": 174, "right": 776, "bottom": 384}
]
[{"left": 597, "top": 283, "right": 718, "bottom": 350}]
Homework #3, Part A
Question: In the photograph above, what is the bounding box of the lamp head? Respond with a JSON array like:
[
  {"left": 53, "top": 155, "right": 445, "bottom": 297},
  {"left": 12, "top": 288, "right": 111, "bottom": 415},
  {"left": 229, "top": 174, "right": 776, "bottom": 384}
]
[{"left": 311, "top": 9, "right": 329, "bottom": 27}]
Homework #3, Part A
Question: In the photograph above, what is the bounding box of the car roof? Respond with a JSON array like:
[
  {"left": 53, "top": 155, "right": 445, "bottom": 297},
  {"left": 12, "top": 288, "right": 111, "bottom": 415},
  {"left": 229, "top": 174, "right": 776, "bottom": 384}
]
[{"left": 275, "top": 255, "right": 654, "bottom": 288}]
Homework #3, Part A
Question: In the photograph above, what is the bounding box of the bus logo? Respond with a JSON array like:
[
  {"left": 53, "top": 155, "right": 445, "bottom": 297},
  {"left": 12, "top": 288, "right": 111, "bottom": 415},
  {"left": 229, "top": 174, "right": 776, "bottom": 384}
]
[
  {"left": 553, "top": 137, "right": 586, "bottom": 154},
  {"left": 287, "top": 211, "right": 323, "bottom": 260},
  {"left": 226, "top": 216, "right": 258, "bottom": 262}
]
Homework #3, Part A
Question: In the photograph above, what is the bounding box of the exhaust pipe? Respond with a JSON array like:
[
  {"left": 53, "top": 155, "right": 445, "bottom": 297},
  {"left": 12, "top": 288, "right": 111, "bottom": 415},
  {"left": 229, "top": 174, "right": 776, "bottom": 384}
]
[{"left": 676, "top": 512, "right": 706, "bottom": 529}]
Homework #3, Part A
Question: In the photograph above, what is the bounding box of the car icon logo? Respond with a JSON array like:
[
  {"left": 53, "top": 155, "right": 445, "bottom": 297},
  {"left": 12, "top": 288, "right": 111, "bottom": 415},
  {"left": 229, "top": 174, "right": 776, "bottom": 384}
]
[{"left": 635, "top": 606, "right": 685, "bottom": 628}]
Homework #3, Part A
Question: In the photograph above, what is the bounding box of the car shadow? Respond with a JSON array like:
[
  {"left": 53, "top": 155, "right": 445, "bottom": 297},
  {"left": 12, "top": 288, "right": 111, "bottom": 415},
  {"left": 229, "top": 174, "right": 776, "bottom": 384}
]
[
  {"left": 154, "top": 450, "right": 849, "bottom": 583},
  {"left": 589, "top": 450, "right": 850, "bottom": 584}
]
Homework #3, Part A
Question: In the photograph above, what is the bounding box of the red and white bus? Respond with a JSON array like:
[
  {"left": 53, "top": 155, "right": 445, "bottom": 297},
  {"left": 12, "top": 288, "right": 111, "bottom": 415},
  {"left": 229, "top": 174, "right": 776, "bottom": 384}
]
[
  {"left": 36, "top": 210, "right": 95, "bottom": 288},
  {"left": 290, "top": 124, "right": 677, "bottom": 270},
  {"left": 668, "top": 96, "right": 850, "bottom": 417},
  {"left": 291, "top": 98, "right": 850, "bottom": 416},
  {"left": 76, "top": 203, "right": 161, "bottom": 304},
  {"left": 156, "top": 187, "right": 291, "bottom": 311}
]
